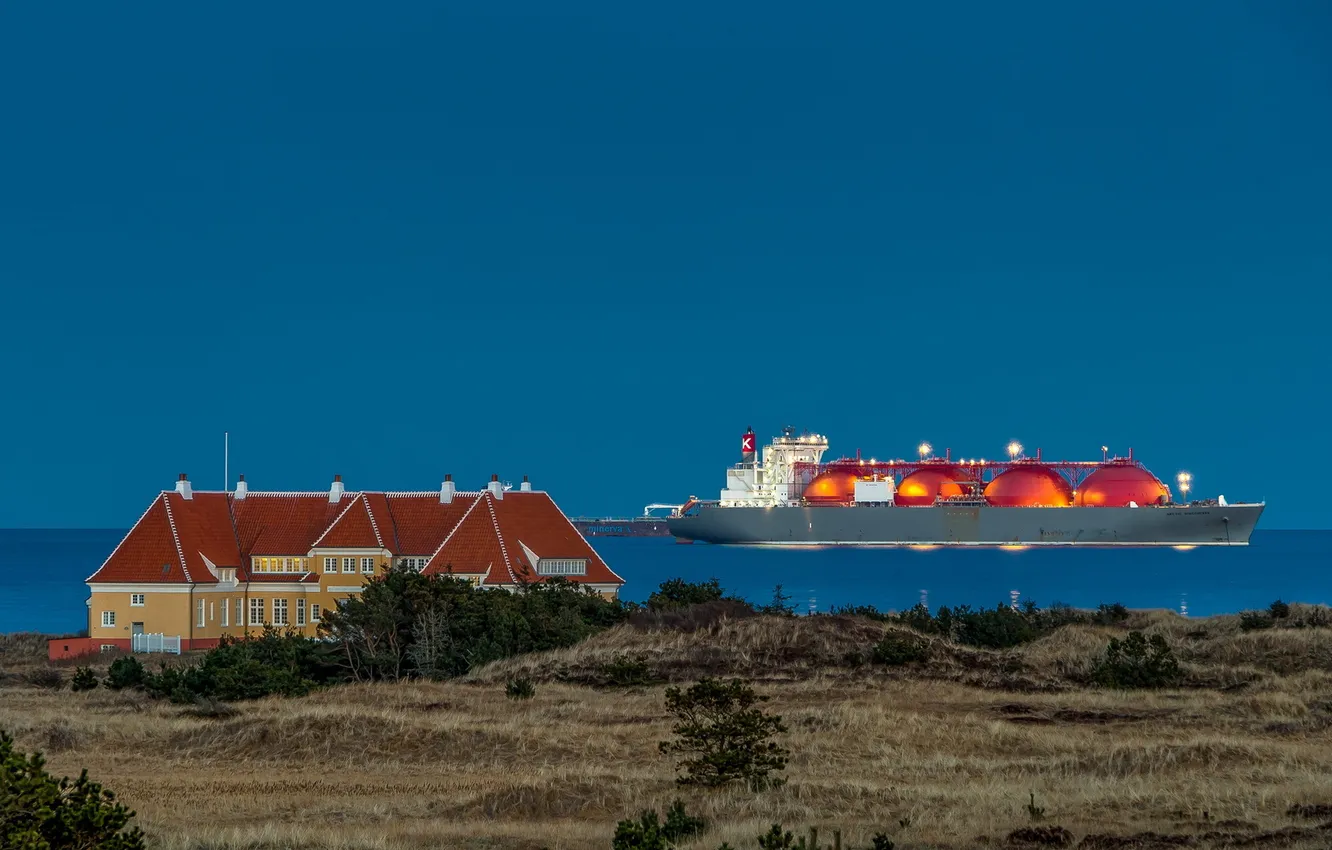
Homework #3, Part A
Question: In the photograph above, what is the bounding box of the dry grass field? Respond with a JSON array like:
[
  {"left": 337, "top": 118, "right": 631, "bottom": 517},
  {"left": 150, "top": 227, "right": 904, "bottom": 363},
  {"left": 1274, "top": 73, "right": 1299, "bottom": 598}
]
[{"left": 4, "top": 609, "right": 1332, "bottom": 850}]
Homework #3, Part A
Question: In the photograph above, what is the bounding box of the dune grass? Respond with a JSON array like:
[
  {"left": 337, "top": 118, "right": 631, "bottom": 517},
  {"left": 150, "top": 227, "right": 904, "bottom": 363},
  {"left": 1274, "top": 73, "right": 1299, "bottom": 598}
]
[{"left": 4, "top": 609, "right": 1332, "bottom": 849}]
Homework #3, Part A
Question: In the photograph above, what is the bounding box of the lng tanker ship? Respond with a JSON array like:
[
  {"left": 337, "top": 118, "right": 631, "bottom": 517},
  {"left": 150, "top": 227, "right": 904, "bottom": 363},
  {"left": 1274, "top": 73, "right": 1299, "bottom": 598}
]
[{"left": 664, "top": 427, "right": 1264, "bottom": 546}]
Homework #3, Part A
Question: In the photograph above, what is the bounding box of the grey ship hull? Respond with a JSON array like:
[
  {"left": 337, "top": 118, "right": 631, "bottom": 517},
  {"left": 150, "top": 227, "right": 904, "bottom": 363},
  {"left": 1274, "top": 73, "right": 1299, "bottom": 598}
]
[{"left": 667, "top": 503, "right": 1263, "bottom": 546}]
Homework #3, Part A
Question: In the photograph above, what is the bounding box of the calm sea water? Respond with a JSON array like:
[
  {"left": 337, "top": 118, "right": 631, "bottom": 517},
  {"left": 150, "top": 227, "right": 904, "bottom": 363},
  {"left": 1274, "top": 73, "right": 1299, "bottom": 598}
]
[{"left": 1, "top": 529, "right": 1329, "bottom": 634}]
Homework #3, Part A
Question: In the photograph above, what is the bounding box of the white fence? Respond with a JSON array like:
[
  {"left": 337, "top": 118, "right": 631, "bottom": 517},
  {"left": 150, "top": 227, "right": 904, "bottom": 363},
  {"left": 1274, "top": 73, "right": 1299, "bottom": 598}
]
[{"left": 131, "top": 633, "right": 181, "bottom": 655}]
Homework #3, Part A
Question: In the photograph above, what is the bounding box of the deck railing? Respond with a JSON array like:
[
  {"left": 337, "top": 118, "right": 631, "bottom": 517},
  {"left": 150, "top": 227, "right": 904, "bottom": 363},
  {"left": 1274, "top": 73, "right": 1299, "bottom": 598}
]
[{"left": 131, "top": 633, "right": 181, "bottom": 655}]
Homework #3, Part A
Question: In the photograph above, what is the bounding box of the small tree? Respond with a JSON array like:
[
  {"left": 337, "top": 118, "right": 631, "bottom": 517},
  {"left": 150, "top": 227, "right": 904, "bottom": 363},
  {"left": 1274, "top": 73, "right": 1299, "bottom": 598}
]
[
  {"left": 611, "top": 800, "right": 705, "bottom": 850},
  {"left": 1090, "top": 631, "right": 1180, "bottom": 689},
  {"left": 70, "top": 667, "right": 99, "bottom": 692},
  {"left": 0, "top": 729, "right": 145, "bottom": 849},
  {"left": 104, "top": 656, "right": 145, "bottom": 691},
  {"left": 647, "top": 578, "right": 726, "bottom": 611},
  {"left": 659, "top": 678, "right": 789, "bottom": 789}
]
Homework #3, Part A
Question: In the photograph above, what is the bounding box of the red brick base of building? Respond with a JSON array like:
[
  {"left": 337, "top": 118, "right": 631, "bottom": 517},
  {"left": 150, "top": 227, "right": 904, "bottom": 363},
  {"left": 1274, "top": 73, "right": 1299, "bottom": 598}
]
[{"left": 48, "top": 637, "right": 220, "bottom": 661}]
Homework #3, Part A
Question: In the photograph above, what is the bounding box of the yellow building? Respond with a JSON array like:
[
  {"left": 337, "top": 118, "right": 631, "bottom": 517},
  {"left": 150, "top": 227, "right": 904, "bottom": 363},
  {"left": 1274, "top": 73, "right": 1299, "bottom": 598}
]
[{"left": 65, "top": 473, "right": 623, "bottom": 656}]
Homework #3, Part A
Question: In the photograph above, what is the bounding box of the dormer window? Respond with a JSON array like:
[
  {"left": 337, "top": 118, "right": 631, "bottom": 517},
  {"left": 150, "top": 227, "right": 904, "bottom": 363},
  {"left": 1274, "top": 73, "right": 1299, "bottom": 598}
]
[{"left": 536, "top": 558, "right": 587, "bottom": 577}]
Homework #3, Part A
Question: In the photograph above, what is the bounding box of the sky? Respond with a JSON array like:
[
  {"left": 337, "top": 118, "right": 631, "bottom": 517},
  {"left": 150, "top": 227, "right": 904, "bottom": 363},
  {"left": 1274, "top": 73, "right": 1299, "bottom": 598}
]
[{"left": 0, "top": 1, "right": 1328, "bottom": 528}]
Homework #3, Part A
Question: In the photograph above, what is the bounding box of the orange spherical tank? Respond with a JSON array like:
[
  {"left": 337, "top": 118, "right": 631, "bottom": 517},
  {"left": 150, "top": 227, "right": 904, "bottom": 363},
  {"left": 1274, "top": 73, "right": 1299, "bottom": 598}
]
[
  {"left": 984, "top": 467, "right": 1073, "bottom": 507},
  {"left": 1076, "top": 465, "right": 1169, "bottom": 507},
  {"left": 803, "top": 469, "right": 860, "bottom": 503},
  {"left": 895, "top": 468, "right": 966, "bottom": 507}
]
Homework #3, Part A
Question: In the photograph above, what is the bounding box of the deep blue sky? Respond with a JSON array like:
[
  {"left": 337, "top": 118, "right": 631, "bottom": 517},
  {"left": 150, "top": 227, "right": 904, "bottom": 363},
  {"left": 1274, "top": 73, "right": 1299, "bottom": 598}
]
[{"left": 1, "top": 2, "right": 1328, "bottom": 528}]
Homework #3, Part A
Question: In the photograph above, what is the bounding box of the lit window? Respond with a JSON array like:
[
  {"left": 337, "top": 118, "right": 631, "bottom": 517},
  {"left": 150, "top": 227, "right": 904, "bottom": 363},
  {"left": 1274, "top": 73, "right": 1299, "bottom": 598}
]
[
  {"left": 101, "top": 611, "right": 116, "bottom": 627},
  {"left": 342, "top": 557, "right": 356, "bottom": 573},
  {"left": 536, "top": 559, "right": 587, "bottom": 576},
  {"left": 197, "top": 599, "right": 206, "bottom": 627},
  {"left": 361, "top": 557, "right": 374, "bottom": 574},
  {"left": 249, "top": 598, "right": 264, "bottom": 625},
  {"left": 311, "top": 603, "right": 321, "bottom": 623},
  {"left": 130, "top": 593, "right": 145, "bottom": 607},
  {"left": 284, "top": 558, "right": 293, "bottom": 572},
  {"left": 253, "top": 558, "right": 261, "bottom": 572},
  {"left": 221, "top": 598, "right": 229, "bottom": 627},
  {"left": 273, "top": 598, "right": 288, "bottom": 626},
  {"left": 296, "top": 599, "right": 307, "bottom": 626},
  {"left": 324, "top": 557, "right": 337, "bottom": 573}
]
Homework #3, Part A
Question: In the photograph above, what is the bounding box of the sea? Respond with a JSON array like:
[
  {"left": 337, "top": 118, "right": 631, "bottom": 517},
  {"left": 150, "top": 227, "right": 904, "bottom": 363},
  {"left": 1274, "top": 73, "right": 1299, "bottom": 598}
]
[{"left": 2, "top": 528, "right": 1329, "bottom": 635}]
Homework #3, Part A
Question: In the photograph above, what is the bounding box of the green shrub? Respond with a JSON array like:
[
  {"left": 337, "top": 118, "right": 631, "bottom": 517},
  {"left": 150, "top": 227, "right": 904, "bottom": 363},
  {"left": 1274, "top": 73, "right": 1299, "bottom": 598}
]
[
  {"left": 611, "top": 800, "right": 705, "bottom": 850},
  {"left": 104, "top": 656, "right": 146, "bottom": 691},
  {"left": 870, "top": 632, "right": 929, "bottom": 666},
  {"left": 139, "top": 629, "right": 339, "bottom": 704},
  {"left": 70, "top": 667, "right": 98, "bottom": 692},
  {"left": 321, "top": 569, "right": 627, "bottom": 681},
  {"left": 600, "top": 655, "right": 656, "bottom": 687},
  {"left": 1, "top": 729, "right": 145, "bottom": 849},
  {"left": 659, "top": 678, "right": 788, "bottom": 789},
  {"left": 1089, "top": 631, "right": 1180, "bottom": 689},
  {"left": 505, "top": 677, "right": 536, "bottom": 700},
  {"left": 1269, "top": 599, "right": 1291, "bottom": 620},
  {"left": 757, "top": 584, "right": 796, "bottom": 616},
  {"left": 647, "top": 578, "right": 727, "bottom": 612},
  {"left": 1238, "top": 610, "right": 1275, "bottom": 631}
]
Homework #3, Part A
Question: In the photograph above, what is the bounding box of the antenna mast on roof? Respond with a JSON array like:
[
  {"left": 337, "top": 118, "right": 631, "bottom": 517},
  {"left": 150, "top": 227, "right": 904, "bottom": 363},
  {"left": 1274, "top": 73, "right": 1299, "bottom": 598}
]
[{"left": 224, "top": 431, "right": 229, "bottom": 493}]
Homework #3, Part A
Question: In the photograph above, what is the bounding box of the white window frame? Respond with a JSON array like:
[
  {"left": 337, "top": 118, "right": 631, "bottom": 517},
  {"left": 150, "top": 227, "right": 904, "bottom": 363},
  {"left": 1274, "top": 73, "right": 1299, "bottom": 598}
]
[
  {"left": 536, "top": 558, "right": 588, "bottom": 576},
  {"left": 197, "top": 598, "right": 206, "bottom": 627},
  {"left": 324, "top": 557, "right": 337, "bottom": 573},
  {"left": 101, "top": 610, "right": 116, "bottom": 627},
  {"left": 342, "top": 557, "right": 356, "bottom": 574},
  {"left": 221, "top": 598, "right": 229, "bottom": 627},
  {"left": 361, "top": 557, "right": 375, "bottom": 574},
  {"left": 130, "top": 593, "right": 145, "bottom": 607},
  {"left": 249, "top": 597, "right": 264, "bottom": 626},
  {"left": 296, "top": 598, "right": 307, "bottom": 626},
  {"left": 311, "top": 603, "right": 321, "bottom": 623},
  {"left": 273, "top": 598, "right": 288, "bottom": 626},
  {"left": 100, "top": 644, "right": 117, "bottom": 652},
  {"left": 235, "top": 598, "right": 243, "bottom": 627}
]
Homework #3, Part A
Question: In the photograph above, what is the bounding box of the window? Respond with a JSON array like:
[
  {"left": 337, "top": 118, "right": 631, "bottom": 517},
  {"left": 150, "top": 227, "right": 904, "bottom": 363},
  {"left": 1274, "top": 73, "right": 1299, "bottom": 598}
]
[
  {"left": 324, "top": 557, "right": 337, "bottom": 573},
  {"left": 235, "top": 598, "right": 243, "bottom": 627},
  {"left": 342, "top": 557, "right": 356, "bottom": 573},
  {"left": 311, "top": 603, "right": 321, "bottom": 623},
  {"left": 361, "top": 557, "right": 375, "bottom": 574},
  {"left": 101, "top": 611, "right": 116, "bottom": 627},
  {"left": 536, "top": 558, "right": 587, "bottom": 576},
  {"left": 197, "top": 599, "right": 206, "bottom": 627},
  {"left": 100, "top": 644, "right": 117, "bottom": 651},
  {"left": 400, "top": 556, "right": 429, "bottom": 570},
  {"left": 130, "top": 593, "right": 145, "bottom": 607},
  {"left": 296, "top": 599, "right": 306, "bottom": 626},
  {"left": 273, "top": 598, "right": 288, "bottom": 626},
  {"left": 222, "top": 598, "right": 229, "bottom": 627},
  {"left": 249, "top": 598, "right": 264, "bottom": 626}
]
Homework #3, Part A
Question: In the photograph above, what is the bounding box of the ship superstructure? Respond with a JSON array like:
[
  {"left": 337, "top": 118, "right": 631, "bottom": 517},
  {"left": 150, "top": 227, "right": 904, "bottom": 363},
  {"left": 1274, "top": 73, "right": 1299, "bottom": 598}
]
[{"left": 664, "top": 428, "right": 1264, "bottom": 546}]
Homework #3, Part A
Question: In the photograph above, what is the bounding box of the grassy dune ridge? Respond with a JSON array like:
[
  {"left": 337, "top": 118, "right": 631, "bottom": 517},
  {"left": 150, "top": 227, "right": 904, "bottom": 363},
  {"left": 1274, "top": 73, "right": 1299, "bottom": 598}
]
[{"left": 3, "top": 607, "right": 1332, "bottom": 849}]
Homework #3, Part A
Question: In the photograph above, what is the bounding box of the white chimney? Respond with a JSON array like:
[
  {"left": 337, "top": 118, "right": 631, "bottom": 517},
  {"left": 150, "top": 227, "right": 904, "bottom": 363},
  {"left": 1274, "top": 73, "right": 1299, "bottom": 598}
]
[
  {"left": 440, "top": 474, "right": 455, "bottom": 504},
  {"left": 175, "top": 473, "right": 192, "bottom": 500},
  {"left": 233, "top": 474, "right": 248, "bottom": 500},
  {"left": 329, "top": 474, "right": 344, "bottom": 503},
  {"left": 519, "top": 475, "right": 532, "bottom": 492},
  {"left": 487, "top": 474, "right": 503, "bottom": 500}
]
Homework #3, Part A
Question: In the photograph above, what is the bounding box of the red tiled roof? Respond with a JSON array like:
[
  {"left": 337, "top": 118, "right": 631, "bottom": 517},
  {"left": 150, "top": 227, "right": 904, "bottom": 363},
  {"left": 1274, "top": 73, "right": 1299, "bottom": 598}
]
[
  {"left": 89, "top": 485, "right": 622, "bottom": 589},
  {"left": 381, "top": 493, "right": 478, "bottom": 555},
  {"left": 494, "top": 491, "right": 622, "bottom": 586},
  {"left": 425, "top": 496, "right": 505, "bottom": 577},
  {"left": 312, "top": 495, "right": 384, "bottom": 549},
  {"left": 167, "top": 493, "right": 241, "bottom": 579},
  {"left": 87, "top": 495, "right": 189, "bottom": 583},
  {"left": 232, "top": 494, "right": 351, "bottom": 558},
  {"left": 362, "top": 493, "right": 397, "bottom": 551},
  {"left": 424, "top": 491, "right": 622, "bottom": 587},
  {"left": 87, "top": 492, "right": 239, "bottom": 584}
]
